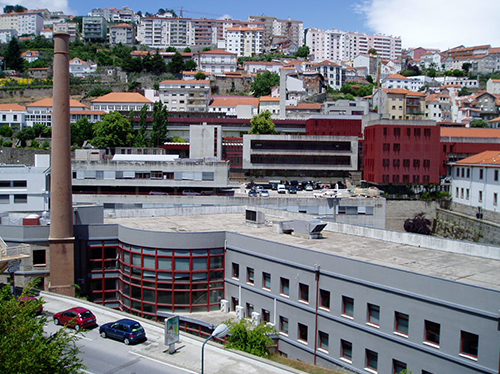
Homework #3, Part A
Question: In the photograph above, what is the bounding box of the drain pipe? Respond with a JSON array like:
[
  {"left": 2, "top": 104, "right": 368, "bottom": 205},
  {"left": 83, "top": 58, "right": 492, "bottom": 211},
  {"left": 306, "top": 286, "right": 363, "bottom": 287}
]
[{"left": 313, "top": 264, "right": 320, "bottom": 365}]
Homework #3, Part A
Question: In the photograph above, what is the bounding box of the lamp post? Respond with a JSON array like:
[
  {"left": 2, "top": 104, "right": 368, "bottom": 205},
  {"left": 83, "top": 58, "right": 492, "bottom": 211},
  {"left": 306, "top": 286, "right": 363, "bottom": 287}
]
[{"left": 201, "top": 323, "right": 229, "bottom": 374}]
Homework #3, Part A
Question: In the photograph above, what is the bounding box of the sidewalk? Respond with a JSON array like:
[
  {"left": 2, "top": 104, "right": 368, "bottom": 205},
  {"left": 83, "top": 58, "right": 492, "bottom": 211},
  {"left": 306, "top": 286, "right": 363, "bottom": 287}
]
[{"left": 41, "top": 291, "right": 304, "bottom": 374}]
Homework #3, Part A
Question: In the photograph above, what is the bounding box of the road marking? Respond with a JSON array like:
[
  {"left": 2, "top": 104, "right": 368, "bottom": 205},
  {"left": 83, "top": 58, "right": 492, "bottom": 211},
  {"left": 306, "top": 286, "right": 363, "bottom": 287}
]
[{"left": 129, "top": 351, "right": 197, "bottom": 374}]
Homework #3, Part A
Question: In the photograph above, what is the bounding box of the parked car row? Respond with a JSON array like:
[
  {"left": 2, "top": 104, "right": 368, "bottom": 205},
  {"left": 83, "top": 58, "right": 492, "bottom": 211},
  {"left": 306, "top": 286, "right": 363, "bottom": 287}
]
[{"left": 53, "top": 307, "right": 147, "bottom": 345}]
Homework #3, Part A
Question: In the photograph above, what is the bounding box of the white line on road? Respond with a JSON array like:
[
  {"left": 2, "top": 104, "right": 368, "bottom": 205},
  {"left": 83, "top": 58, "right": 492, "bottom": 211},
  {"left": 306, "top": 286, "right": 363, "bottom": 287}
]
[{"left": 129, "top": 350, "right": 197, "bottom": 374}]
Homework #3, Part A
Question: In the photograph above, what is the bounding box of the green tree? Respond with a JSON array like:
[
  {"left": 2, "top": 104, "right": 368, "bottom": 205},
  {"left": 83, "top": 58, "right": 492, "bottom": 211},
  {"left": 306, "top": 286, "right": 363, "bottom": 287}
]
[
  {"left": 166, "top": 46, "right": 177, "bottom": 52},
  {"left": 151, "top": 50, "right": 167, "bottom": 73},
  {"left": 225, "top": 319, "right": 275, "bottom": 358},
  {"left": 458, "top": 86, "right": 471, "bottom": 96},
  {"left": 134, "top": 104, "right": 149, "bottom": 147},
  {"left": 366, "top": 75, "right": 374, "bottom": 84},
  {"left": 427, "top": 68, "right": 437, "bottom": 78},
  {"left": 368, "top": 48, "right": 377, "bottom": 55},
  {"left": 462, "top": 62, "right": 472, "bottom": 73},
  {"left": 16, "top": 127, "right": 36, "bottom": 147},
  {"left": 194, "top": 71, "right": 206, "bottom": 80},
  {"left": 0, "top": 125, "right": 13, "bottom": 137},
  {"left": 0, "top": 281, "right": 85, "bottom": 373},
  {"left": 249, "top": 111, "right": 277, "bottom": 134},
  {"left": 470, "top": 119, "right": 489, "bottom": 128},
  {"left": 251, "top": 71, "right": 280, "bottom": 97},
  {"left": 32, "top": 123, "right": 51, "bottom": 138},
  {"left": 4, "top": 38, "right": 24, "bottom": 72},
  {"left": 183, "top": 47, "right": 192, "bottom": 53},
  {"left": 168, "top": 52, "right": 185, "bottom": 74},
  {"left": 3, "top": 4, "right": 27, "bottom": 13},
  {"left": 295, "top": 45, "right": 310, "bottom": 58},
  {"left": 71, "top": 117, "right": 94, "bottom": 146},
  {"left": 92, "top": 112, "right": 135, "bottom": 148},
  {"left": 150, "top": 101, "right": 168, "bottom": 147},
  {"left": 184, "top": 59, "right": 197, "bottom": 71}
]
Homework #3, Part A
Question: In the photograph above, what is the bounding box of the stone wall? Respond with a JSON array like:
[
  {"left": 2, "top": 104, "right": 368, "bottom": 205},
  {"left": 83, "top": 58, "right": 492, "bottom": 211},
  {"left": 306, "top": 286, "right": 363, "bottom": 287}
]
[
  {"left": 435, "top": 208, "right": 500, "bottom": 246},
  {"left": 0, "top": 148, "right": 51, "bottom": 165},
  {"left": 212, "top": 76, "right": 253, "bottom": 95},
  {"left": 385, "top": 199, "right": 440, "bottom": 231}
]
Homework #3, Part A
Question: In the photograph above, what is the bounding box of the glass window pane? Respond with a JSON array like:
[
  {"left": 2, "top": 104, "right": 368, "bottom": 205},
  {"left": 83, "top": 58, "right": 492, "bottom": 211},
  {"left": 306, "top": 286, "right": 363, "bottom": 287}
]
[
  {"left": 143, "top": 256, "right": 155, "bottom": 269},
  {"left": 193, "top": 257, "right": 207, "bottom": 270},
  {"left": 158, "top": 257, "right": 172, "bottom": 270},
  {"left": 176, "top": 258, "right": 190, "bottom": 271}
]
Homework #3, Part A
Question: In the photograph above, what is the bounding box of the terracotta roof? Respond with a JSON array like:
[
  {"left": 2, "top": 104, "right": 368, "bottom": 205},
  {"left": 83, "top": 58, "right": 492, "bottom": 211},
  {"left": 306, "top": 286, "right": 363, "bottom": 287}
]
[
  {"left": 313, "top": 60, "right": 340, "bottom": 67},
  {"left": 383, "top": 88, "right": 426, "bottom": 97},
  {"left": 456, "top": 151, "right": 500, "bottom": 166},
  {"left": 91, "top": 92, "right": 153, "bottom": 104},
  {"left": 259, "top": 96, "right": 280, "bottom": 102},
  {"left": 441, "top": 84, "right": 462, "bottom": 88},
  {"left": 489, "top": 48, "right": 500, "bottom": 54},
  {"left": 182, "top": 71, "right": 211, "bottom": 76},
  {"left": 243, "top": 61, "right": 283, "bottom": 66},
  {"left": 386, "top": 74, "right": 410, "bottom": 80},
  {"left": 490, "top": 79, "right": 500, "bottom": 83},
  {"left": 27, "top": 98, "right": 89, "bottom": 109},
  {"left": 226, "top": 26, "right": 264, "bottom": 31},
  {"left": 70, "top": 58, "right": 89, "bottom": 65},
  {"left": 210, "top": 96, "right": 259, "bottom": 107},
  {"left": 425, "top": 94, "right": 439, "bottom": 102},
  {"left": 0, "top": 104, "right": 26, "bottom": 111},
  {"left": 112, "top": 23, "right": 133, "bottom": 28},
  {"left": 21, "top": 50, "right": 39, "bottom": 57},
  {"left": 441, "top": 127, "right": 500, "bottom": 138},
  {"left": 199, "top": 49, "right": 237, "bottom": 56},
  {"left": 160, "top": 79, "right": 210, "bottom": 85}
]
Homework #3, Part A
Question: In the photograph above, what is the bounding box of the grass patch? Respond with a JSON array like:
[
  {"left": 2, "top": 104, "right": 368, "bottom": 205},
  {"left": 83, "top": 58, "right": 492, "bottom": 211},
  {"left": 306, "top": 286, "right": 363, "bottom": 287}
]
[{"left": 269, "top": 354, "right": 348, "bottom": 374}]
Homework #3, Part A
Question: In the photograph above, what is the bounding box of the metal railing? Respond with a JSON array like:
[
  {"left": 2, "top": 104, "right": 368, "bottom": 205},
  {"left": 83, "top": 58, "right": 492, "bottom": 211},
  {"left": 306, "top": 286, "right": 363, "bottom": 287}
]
[{"left": 0, "top": 243, "right": 31, "bottom": 261}]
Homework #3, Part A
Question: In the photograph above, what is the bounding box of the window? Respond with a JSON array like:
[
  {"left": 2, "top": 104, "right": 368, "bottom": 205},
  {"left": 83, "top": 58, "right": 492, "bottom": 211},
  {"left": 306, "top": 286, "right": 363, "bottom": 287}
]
[
  {"left": 467, "top": 168, "right": 471, "bottom": 178},
  {"left": 14, "top": 194, "right": 27, "bottom": 204},
  {"left": 460, "top": 330, "right": 478, "bottom": 359},
  {"left": 393, "top": 159, "right": 400, "bottom": 168},
  {"left": 466, "top": 189, "right": 470, "bottom": 200},
  {"left": 262, "top": 309, "right": 270, "bottom": 323},
  {"left": 403, "top": 159, "right": 410, "bottom": 168},
  {"left": 424, "top": 320, "right": 440, "bottom": 346},
  {"left": 383, "top": 159, "right": 390, "bottom": 167},
  {"left": 318, "top": 331, "right": 329, "bottom": 352},
  {"left": 232, "top": 263, "right": 239, "bottom": 279},
  {"left": 479, "top": 169, "right": 484, "bottom": 179},
  {"left": 342, "top": 296, "right": 354, "bottom": 318},
  {"left": 479, "top": 190, "right": 483, "bottom": 203},
  {"left": 413, "top": 159, "right": 420, "bottom": 168},
  {"left": 13, "top": 180, "right": 27, "bottom": 187},
  {"left": 298, "top": 323, "right": 308, "bottom": 343},
  {"left": 262, "top": 272, "right": 271, "bottom": 290},
  {"left": 495, "top": 169, "right": 499, "bottom": 181},
  {"left": 423, "top": 159, "right": 430, "bottom": 168},
  {"left": 394, "top": 128, "right": 401, "bottom": 137},
  {"left": 424, "top": 128, "right": 431, "bottom": 137},
  {"left": 299, "top": 283, "right": 309, "bottom": 303},
  {"left": 367, "top": 304, "right": 380, "bottom": 326},
  {"left": 246, "top": 302, "right": 254, "bottom": 317},
  {"left": 279, "top": 316, "right": 289, "bottom": 335},
  {"left": 393, "top": 359, "right": 407, "bottom": 373},
  {"left": 393, "top": 143, "right": 400, "bottom": 152},
  {"left": 414, "top": 128, "right": 421, "bottom": 137},
  {"left": 383, "top": 143, "right": 390, "bottom": 151},
  {"left": 341, "top": 340, "right": 352, "bottom": 362},
  {"left": 383, "top": 127, "right": 388, "bottom": 136},
  {"left": 494, "top": 193, "right": 498, "bottom": 206},
  {"left": 0, "top": 195, "right": 8, "bottom": 204},
  {"left": 365, "top": 349, "right": 378, "bottom": 373},
  {"left": 395, "top": 312, "right": 409, "bottom": 336},
  {"left": 247, "top": 267, "right": 254, "bottom": 284},
  {"left": 320, "top": 289, "right": 330, "bottom": 309},
  {"left": 280, "top": 277, "right": 289, "bottom": 296},
  {"left": 33, "top": 249, "right": 46, "bottom": 265}
]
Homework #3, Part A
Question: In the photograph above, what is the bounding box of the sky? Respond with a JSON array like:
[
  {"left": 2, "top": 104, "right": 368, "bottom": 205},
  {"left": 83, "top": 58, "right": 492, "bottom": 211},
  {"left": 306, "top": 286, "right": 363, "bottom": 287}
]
[{"left": 1, "top": 0, "right": 500, "bottom": 50}]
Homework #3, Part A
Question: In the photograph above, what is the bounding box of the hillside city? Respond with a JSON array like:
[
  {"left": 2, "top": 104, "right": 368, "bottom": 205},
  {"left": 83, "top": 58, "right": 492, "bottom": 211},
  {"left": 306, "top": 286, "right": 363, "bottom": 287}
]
[{"left": 0, "top": 4, "right": 499, "bottom": 374}]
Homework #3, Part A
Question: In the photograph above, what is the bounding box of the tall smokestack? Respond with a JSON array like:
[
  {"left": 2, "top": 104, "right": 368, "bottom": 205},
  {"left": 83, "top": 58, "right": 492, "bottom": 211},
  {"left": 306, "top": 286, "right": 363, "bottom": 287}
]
[{"left": 49, "top": 32, "right": 75, "bottom": 296}]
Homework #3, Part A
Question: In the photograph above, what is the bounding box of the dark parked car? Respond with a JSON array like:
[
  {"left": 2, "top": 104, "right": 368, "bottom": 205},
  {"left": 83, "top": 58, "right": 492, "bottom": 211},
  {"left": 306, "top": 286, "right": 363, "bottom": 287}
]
[
  {"left": 53, "top": 307, "right": 97, "bottom": 330},
  {"left": 99, "top": 319, "right": 147, "bottom": 345},
  {"left": 289, "top": 186, "right": 297, "bottom": 194},
  {"left": 248, "top": 189, "right": 258, "bottom": 197}
]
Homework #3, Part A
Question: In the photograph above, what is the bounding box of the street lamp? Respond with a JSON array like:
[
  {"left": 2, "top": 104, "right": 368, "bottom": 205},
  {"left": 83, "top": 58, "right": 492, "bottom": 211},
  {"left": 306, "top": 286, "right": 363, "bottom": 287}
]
[{"left": 201, "top": 323, "right": 229, "bottom": 374}]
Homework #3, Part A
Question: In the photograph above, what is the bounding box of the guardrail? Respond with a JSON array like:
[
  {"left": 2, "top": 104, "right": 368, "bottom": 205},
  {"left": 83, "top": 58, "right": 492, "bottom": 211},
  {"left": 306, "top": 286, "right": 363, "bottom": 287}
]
[{"left": 0, "top": 243, "right": 30, "bottom": 261}]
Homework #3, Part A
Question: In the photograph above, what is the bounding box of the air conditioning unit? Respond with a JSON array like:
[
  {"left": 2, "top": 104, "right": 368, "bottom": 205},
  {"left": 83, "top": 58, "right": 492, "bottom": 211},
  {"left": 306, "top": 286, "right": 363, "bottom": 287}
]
[
  {"left": 220, "top": 299, "right": 229, "bottom": 313},
  {"left": 251, "top": 312, "right": 261, "bottom": 326},
  {"left": 235, "top": 305, "right": 244, "bottom": 320}
]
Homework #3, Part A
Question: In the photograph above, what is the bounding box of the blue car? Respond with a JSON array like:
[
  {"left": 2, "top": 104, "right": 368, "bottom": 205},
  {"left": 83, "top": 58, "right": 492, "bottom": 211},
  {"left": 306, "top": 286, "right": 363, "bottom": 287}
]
[{"left": 99, "top": 319, "right": 147, "bottom": 345}]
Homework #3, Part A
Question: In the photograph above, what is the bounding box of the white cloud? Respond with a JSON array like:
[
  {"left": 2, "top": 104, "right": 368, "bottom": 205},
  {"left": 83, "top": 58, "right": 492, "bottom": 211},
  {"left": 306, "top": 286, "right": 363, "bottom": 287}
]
[
  {"left": 356, "top": 0, "right": 500, "bottom": 50},
  {"left": 0, "top": 0, "right": 74, "bottom": 15}
]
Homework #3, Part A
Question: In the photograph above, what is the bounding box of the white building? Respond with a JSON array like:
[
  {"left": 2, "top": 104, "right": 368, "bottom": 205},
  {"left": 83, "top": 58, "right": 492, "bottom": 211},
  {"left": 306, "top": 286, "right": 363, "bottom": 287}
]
[
  {"left": 305, "top": 27, "right": 402, "bottom": 63},
  {"left": 196, "top": 49, "right": 237, "bottom": 74},
  {"left": 225, "top": 26, "right": 264, "bottom": 57},
  {"left": 486, "top": 78, "right": 500, "bottom": 95},
  {"left": 0, "top": 154, "right": 50, "bottom": 213},
  {"left": 109, "top": 23, "right": 135, "bottom": 46},
  {"left": 69, "top": 58, "right": 97, "bottom": 77},
  {"left": 243, "top": 61, "right": 284, "bottom": 74},
  {"left": 25, "top": 98, "right": 90, "bottom": 127},
  {"left": 0, "top": 103, "right": 26, "bottom": 130},
  {"left": 312, "top": 60, "right": 344, "bottom": 90},
  {"left": 0, "top": 29, "right": 17, "bottom": 43},
  {"left": 158, "top": 80, "right": 211, "bottom": 112},
  {"left": 420, "top": 52, "right": 442, "bottom": 70},
  {"left": 0, "top": 11, "right": 44, "bottom": 36},
  {"left": 433, "top": 76, "right": 479, "bottom": 88},
  {"left": 450, "top": 151, "right": 500, "bottom": 213},
  {"left": 208, "top": 96, "right": 259, "bottom": 117},
  {"left": 91, "top": 92, "right": 153, "bottom": 112},
  {"left": 137, "top": 17, "right": 194, "bottom": 49},
  {"left": 381, "top": 73, "right": 424, "bottom": 92}
]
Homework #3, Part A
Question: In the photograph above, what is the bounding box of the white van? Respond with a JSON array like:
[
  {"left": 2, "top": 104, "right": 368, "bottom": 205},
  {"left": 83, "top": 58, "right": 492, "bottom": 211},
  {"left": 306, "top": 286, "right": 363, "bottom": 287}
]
[{"left": 277, "top": 184, "right": 287, "bottom": 194}]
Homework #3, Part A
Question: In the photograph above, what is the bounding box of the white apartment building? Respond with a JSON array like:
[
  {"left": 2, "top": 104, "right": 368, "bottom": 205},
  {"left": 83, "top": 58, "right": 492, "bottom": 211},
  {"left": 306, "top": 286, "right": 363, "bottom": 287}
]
[
  {"left": 0, "top": 11, "right": 43, "bottom": 36},
  {"left": 451, "top": 151, "right": 500, "bottom": 213},
  {"left": 226, "top": 27, "right": 264, "bottom": 57},
  {"left": 305, "top": 28, "right": 402, "bottom": 63},
  {"left": 0, "top": 29, "right": 17, "bottom": 43},
  {"left": 109, "top": 23, "right": 135, "bottom": 45},
  {"left": 381, "top": 73, "right": 424, "bottom": 92},
  {"left": 196, "top": 49, "right": 237, "bottom": 74},
  {"left": 25, "top": 98, "right": 90, "bottom": 127},
  {"left": 158, "top": 80, "right": 211, "bottom": 112},
  {"left": 420, "top": 52, "right": 442, "bottom": 69},
  {"left": 243, "top": 61, "right": 284, "bottom": 74},
  {"left": 53, "top": 22, "right": 78, "bottom": 42},
  {"left": 89, "top": 7, "right": 135, "bottom": 23},
  {"left": 312, "top": 61, "right": 344, "bottom": 90},
  {"left": 486, "top": 78, "right": 500, "bottom": 95},
  {"left": 137, "top": 17, "right": 195, "bottom": 49}
]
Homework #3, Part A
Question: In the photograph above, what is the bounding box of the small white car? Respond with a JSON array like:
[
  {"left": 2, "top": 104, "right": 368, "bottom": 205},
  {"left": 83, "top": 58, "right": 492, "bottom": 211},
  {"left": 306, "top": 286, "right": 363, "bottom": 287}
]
[{"left": 260, "top": 190, "right": 270, "bottom": 197}]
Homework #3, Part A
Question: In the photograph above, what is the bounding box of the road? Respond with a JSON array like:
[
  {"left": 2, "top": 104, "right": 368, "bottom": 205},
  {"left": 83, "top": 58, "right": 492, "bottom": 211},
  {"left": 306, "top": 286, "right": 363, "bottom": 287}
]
[{"left": 44, "top": 316, "right": 194, "bottom": 374}]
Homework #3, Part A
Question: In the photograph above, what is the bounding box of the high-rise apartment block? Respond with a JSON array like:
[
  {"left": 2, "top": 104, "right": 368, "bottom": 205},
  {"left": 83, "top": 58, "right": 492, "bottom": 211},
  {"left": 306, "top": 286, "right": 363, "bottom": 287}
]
[
  {"left": 226, "top": 27, "right": 264, "bottom": 57},
  {"left": 0, "top": 11, "right": 44, "bottom": 37},
  {"left": 306, "top": 28, "right": 402, "bottom": 62}
]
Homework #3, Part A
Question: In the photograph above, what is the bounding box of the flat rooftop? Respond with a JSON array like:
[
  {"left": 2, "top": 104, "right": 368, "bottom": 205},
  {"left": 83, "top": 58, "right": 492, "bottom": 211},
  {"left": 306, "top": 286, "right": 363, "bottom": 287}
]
[{"left": 106, "top": 213, "right": 500, "bottom": 292}]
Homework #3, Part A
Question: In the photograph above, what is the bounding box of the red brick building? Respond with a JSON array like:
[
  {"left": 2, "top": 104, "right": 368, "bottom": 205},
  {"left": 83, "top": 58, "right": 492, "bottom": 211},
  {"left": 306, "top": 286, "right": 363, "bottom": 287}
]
[{"left": 363, "top": 119, "right": 441, "bottom": 185}]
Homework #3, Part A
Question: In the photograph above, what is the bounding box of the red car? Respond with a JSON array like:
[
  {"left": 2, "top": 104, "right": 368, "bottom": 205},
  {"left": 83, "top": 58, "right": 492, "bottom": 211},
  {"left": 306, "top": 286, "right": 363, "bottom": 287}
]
[{"left": 53, "top": 307, "right": 97, "bottom": 330}]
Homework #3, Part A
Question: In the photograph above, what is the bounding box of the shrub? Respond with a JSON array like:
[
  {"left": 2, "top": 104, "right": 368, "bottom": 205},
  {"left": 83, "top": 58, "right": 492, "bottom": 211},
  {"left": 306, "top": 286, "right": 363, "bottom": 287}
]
[
  {"left": 3, "top": 141, "right": 12, "bottom": 147},
  {"left": 30, "top": 140, "right": 40, "bottom": 148},
  {"left": 0, "top": 125, "right": 13, "bottom": 137},
  {"left": 404, "top": 212, "right": 432, "bottom": 235},
  {"left": 41, "top": 140, "right": 50, "bottom": 149},
  {"left": 225, "top": 319, "right": 275, "bottom": 358}
]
